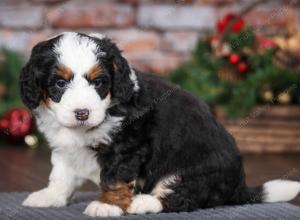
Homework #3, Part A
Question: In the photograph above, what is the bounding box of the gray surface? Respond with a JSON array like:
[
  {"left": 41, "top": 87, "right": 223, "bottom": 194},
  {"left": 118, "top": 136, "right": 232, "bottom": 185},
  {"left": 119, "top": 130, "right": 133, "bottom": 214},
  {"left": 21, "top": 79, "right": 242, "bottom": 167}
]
[{"left": 0, "top": 192, "right": 300, "bottom": 219}]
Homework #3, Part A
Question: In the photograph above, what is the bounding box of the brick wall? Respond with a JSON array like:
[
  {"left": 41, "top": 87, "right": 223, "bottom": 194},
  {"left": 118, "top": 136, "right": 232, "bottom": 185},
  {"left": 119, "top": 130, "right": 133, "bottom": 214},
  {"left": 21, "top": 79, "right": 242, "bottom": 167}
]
[{"left": 0, "top": 0, "right": 299, "bottom": 74}]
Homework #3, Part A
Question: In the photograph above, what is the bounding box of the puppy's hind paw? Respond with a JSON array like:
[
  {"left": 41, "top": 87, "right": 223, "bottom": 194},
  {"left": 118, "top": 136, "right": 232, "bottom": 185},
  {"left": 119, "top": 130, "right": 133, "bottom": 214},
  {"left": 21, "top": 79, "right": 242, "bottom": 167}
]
[
  {"left": 84, "top": 201, "right": 124, "bottom": 217},
  {"left": 127, "top": 194, "right": 163, "bottom": 214}
]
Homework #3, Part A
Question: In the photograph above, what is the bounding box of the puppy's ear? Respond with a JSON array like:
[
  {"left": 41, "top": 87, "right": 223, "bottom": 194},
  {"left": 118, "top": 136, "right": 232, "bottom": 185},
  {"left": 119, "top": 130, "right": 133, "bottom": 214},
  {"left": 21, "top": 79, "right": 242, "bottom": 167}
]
[
  {"left": 20, "top": 37, "right": 58, "bottom": 109},
  {"left": 112, "top": 52, "right": 134, "bottom": 103},
  {"left": 19, "top": 61, "right": 43, "bottom": 109},
  {"left": 103, "top": 39, "right": 135, "bottom": 103}
]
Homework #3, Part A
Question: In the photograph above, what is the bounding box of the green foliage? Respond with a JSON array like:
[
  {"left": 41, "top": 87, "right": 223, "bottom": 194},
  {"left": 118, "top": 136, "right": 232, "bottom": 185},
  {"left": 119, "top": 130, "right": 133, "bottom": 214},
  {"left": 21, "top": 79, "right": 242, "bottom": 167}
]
[
  {"left": 169, "top": 41, "right": 229, "bottom": 104},
  {"left": 169, "top": 38, "right": 300, "bottom": 119},
  {"left": 227, "top": 28, "right": 256, "bottom": 51},
  {"left": 225, "top": 65, "right": 300, "bottom": 118},
  {"left": 169, "top": 62, "right": 226, "bottom": 104},
  {"left": 0, "top": 50, "right": 24, "bottom": 115}
]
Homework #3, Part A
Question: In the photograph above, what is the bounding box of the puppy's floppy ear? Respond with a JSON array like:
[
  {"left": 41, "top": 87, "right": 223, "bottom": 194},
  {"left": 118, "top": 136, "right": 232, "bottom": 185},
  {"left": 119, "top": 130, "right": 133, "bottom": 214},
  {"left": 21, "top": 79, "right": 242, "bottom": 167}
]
[
  {"left": 102, "top": 39, "right": 134, "bottom": 103},
  {"left": 20, "top": 37, "right": 59, "bottom": 109},
  {"left": 112, "top": 52, "right": 134, "bottom": 103},
  {"left": 19, "top": 61, "right": 43, "bottom": 109}
]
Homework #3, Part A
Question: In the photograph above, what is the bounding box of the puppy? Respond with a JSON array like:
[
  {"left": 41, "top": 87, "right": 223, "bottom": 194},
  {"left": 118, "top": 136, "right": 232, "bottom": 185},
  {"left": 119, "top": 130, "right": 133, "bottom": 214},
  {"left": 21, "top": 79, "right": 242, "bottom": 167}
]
[{"left": 20, "top": 32, "right": 300, "bottom": 217}]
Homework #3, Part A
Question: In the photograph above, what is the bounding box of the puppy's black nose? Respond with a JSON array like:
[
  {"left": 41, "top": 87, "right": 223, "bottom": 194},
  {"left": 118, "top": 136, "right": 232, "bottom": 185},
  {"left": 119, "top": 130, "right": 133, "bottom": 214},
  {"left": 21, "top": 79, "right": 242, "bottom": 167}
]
[{"left": 74, "top": 109, "right": 89, "bottom": 121}]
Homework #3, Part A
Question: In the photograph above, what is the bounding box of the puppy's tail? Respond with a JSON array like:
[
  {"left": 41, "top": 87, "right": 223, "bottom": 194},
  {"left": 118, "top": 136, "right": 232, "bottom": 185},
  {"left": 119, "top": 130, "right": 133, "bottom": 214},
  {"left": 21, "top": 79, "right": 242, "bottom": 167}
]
[
  {"left": 237, "top": 180, "right": 300, "bottom": 204},
  {"left": 262, "top": 180, "right": 300, "bottom": 203}
]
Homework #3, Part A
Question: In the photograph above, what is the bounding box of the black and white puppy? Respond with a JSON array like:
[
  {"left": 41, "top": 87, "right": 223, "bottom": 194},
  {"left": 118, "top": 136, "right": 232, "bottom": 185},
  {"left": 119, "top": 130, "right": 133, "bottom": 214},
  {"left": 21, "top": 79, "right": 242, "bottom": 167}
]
[{"left": 20, "top": 32, "right": 300, "bottom": 217}]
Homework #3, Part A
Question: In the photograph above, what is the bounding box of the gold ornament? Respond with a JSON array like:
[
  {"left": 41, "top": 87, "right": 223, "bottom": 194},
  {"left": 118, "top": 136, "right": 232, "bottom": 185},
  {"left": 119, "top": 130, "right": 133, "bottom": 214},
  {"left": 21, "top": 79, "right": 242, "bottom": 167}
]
[
  {"left": 261, "top": 89, "right": 274, "bottom": 103},
  {"left": 273, "top": 37, "right": 287, "bottom": 49},
  {"left": 277, "top": 92, "right": 291, "bottom": 105},
  {"left": 24, "top": 135, "right": 39, "bottom": 148},
  {"left": 288, "top": 37, "right": 299, "bottom": 51},
  {"left": 272, "top": 25, "right": 300, "bottom": 52}
]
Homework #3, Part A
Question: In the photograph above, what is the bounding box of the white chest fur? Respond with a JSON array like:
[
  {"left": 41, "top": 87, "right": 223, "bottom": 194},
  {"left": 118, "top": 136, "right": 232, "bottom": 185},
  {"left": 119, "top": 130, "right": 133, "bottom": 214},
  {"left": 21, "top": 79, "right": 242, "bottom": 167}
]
[{"left": 34, "top": 105, "right": 123, "bottom": 184}]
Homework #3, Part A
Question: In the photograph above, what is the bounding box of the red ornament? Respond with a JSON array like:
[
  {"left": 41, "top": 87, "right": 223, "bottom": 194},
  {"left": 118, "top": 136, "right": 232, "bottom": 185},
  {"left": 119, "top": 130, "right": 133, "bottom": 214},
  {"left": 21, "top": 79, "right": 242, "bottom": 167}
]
[
  {"left": 0, "top": 108, "right": 33, "bottom": 140},
  {"left": 0, "top": 118, "right": 9, "bottom": 129},
  {"left": 232, "top": 18, "right": 244, "bottom": 33},
  {"left": 217, "top": 13, "right": 245, "bottom": 33},
  {"left": 237, "top": 62, "right": 249, "bottom": 73},
  {"left": 257, "top": 36, "right": 277, "bottom": 50},
  {"left": 229, "top": 53, "right": 240, "bottom": 65}
]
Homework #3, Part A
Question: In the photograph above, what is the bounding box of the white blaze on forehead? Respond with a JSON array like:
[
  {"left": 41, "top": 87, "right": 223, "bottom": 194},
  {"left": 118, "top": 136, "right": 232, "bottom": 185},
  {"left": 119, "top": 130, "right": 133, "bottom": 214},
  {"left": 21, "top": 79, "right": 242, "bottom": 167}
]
[
  {"left": 54, "top": 32, "right": 99, "bottom": 76},
  {"left": 89, "top": 33, "right": 106, "bottom": 40},
  {"left": 46, "top": 32, "right": 71, "bottom": 40}
]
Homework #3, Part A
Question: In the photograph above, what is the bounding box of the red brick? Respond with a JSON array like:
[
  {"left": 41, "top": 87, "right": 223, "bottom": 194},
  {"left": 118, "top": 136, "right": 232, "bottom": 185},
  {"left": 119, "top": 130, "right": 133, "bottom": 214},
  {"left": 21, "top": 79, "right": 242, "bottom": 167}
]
[
  {"left": 0, "top": 30, "right": 30, "bottom": 52},
  {"left": 125, "top": 51, "right": 186, "bottom": 75},
  {"left": 162, "top": 31, "right": 200, "bottom": 54},
  {"left": 118, "top": 0, "right": 193, "bottom": 3},
  {"left": 116, "top": 0, "right": 140, "bottom": 4},
  {"left": 27, "top": 30, "right": 55, "bottom": 53},
  {"left": 47, "top": 1, "right": 134, "bottom": 28},
  {"left": 106, "top": 29, "right": 160, "bottom": 53},
  {"left": 283, "top": 0, "right": 300, "bottom": 6},
  {"left": 0, "top": 0, "right": 29, "bottom": 6},
  {"left": 217, "top": 1, "right": 300, "bottom": 31},
  {"left": 0, "top": 6, "right": 45, "bottom": 29},
  {"left": 30, "top": 0, "right": 69, "bottom": 4},
  {"left": 245, "top": 7, "right": 298, "bottom": 30},
  {"left": 198, "top": 0, "right": 236, "bottom": 6},
  {"left": 137, "top": 5, "right": 216, "bottom": 30}
]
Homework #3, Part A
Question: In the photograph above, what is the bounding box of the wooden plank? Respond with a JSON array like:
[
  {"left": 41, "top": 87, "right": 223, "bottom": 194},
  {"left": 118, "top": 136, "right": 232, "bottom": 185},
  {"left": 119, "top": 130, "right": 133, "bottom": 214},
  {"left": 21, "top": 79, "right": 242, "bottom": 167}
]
[
  {"left": 220, "top": 119, "right": 300, "bottom": 129},
  {"left": 251, "top": 106, "right": 300, "bottom": 118},
  {"left": 237, "top": 143, "right": 300, "bottom": 153},
  {"left": 234, "top": 135, "right": 300, "bottom": 145},
  {"left": 216, "top": 106, "right": 300, "bottom": 120},
  {"left": 227, "top": 126, "right": 300, "bottom": 137}
]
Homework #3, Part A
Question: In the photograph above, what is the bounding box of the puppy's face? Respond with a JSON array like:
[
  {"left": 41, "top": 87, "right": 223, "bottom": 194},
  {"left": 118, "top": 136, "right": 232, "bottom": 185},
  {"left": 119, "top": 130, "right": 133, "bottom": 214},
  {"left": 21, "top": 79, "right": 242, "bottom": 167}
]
[
  {"left": 45, "top": 33, "right": 111, "bottom": 128},
  {"left": 20, "top": 32, "right": 137, "bottom": 129}
]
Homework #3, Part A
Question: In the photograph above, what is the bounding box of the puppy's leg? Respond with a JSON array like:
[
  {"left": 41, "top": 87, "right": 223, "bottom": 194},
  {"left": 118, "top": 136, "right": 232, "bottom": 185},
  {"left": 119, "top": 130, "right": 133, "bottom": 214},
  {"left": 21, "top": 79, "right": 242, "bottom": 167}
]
[
  {"left": 84, "top": 182, "right": 133, "bottom": 217},
  {"left": 23, "top": 151, "right": 84, "bottom": 207},
  {"left": 128, "top": 174, "right": 182, "bottom": 214}
]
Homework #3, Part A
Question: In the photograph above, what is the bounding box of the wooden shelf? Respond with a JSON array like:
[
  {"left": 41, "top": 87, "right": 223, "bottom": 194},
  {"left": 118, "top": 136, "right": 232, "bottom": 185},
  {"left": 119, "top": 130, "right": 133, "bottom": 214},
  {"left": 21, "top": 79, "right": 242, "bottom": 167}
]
[{"left": 215, "top": 106, "right": 300, "bottom": 153}]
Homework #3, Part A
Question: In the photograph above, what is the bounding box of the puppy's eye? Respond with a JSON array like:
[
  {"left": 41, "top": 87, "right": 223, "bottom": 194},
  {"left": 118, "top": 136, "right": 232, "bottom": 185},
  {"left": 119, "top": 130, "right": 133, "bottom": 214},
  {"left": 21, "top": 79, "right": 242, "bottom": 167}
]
[
  {"left": 56, "top": 79, "right": 67, "bottom": 89},
  {"left": 93, "top": 78, "right": 103, "bottom": 88}
]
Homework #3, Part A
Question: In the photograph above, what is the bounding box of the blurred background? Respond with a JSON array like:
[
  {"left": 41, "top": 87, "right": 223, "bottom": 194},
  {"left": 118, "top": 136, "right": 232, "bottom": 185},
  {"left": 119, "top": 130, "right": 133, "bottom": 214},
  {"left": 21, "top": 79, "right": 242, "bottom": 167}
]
[{"left": 0, "top": 0, "right": 300, "bottom": 205}]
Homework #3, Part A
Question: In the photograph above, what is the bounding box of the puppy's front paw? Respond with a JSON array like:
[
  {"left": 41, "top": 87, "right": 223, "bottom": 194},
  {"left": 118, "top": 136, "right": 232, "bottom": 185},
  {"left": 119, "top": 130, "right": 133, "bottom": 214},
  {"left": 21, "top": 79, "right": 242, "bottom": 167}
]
[
  {"left": 84, "top": 201, "right": 124, "bottom": 217},
  {"left": 22, "top": 188, "right": 67, "bottom": 208},
  {"left": 127, "top": 194, "right": 163, "bottom": 214}
]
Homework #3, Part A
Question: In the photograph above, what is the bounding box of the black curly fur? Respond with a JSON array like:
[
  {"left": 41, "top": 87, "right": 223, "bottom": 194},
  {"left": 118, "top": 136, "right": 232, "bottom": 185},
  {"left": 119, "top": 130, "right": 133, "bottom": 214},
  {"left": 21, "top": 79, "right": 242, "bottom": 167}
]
[
  {"left": 20, "top": 33, "right": 264, "bottom": 212},
  {"left": 97, "top": 72, "right": 263, "bottom": 212},
  {"left": 20, "top": 36, "right": 61, "bottom": 109}
]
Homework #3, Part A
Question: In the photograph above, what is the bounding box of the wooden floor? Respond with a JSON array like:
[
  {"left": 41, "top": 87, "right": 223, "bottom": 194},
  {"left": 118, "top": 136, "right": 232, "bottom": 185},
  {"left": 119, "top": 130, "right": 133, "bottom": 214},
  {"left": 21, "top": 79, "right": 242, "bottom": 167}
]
[{"left": 0, "top": 145, "right": 299, "bottom": 206}]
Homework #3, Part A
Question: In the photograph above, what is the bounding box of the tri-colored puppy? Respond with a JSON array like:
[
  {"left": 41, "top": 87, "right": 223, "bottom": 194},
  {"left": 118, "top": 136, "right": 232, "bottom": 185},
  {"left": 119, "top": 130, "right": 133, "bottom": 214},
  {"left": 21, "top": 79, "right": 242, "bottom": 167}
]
[{"left": 20, "top": 32, "right": 300, "bottom": 217}]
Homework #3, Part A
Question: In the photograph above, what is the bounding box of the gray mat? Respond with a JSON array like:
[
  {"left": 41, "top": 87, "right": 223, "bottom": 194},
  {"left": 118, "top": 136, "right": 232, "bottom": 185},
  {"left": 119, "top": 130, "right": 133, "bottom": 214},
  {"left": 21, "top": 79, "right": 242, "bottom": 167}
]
[{"left": 0, "top": 192, "right": 300, "bottom": 219}]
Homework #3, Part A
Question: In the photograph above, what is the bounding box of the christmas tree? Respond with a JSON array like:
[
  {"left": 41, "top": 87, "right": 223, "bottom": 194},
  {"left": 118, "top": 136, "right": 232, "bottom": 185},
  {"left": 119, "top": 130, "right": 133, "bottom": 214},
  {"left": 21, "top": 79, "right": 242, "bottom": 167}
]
[
  {"left": 0, "top": 50, "right": 24, "bottom": 115},
  {"left": 169, "top": 6, "right": 300, "bottom": 119},
  {"left": 0, "top": 50, "right": 37, "bottom": 146}
]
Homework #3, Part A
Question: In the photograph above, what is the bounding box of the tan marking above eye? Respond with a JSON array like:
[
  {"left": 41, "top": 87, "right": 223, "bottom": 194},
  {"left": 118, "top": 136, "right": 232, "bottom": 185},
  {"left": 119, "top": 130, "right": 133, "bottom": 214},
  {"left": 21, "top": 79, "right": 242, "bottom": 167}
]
[
  {"left": 87, "top": 64, "right": 103, "bottom": 81},
  {"left": 56, "top": 65, "right": 73, "bottom": 81}
]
